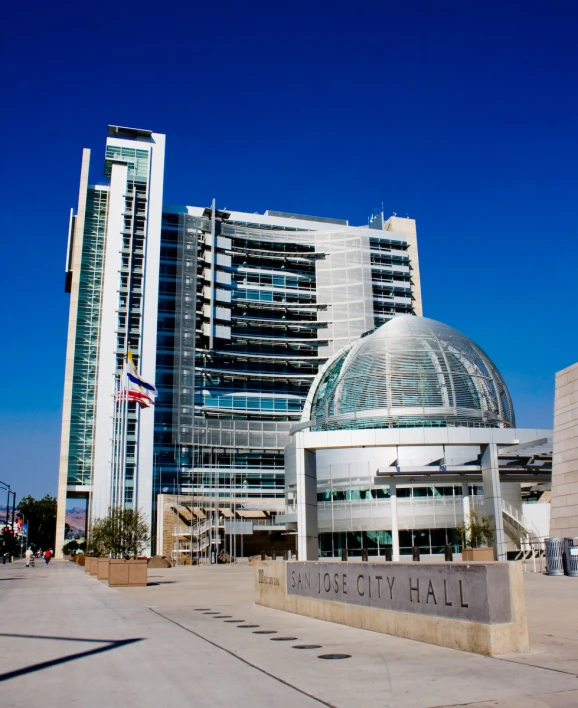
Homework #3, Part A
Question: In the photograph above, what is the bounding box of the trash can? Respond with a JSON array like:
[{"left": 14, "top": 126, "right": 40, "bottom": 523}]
[
  {"left": 564, "top": 538, "right": 578, "bottom": 577},
  {"left": 545, "top": 538, "right": 564, "bottom": 576}
]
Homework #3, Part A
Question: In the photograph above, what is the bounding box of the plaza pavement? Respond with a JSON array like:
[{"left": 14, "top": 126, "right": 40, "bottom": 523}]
[{"left": 0, "top": 559, "right": 577, "bottom": 708}]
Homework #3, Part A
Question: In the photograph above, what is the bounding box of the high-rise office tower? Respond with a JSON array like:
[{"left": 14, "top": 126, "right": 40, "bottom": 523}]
[{"left": 57, "top": 126, "right": 422, "bottom": 556}]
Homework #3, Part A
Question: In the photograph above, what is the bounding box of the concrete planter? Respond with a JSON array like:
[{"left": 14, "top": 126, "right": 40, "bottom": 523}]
[
  {"left": 462, "top": 547, "right": 495, "bottom": 562},
  {"left": 108, "top": 559, "right": 148, "bottom": 587},
  {"left": 89, "top": 557, "right": 99, "bottom": 575},
  {"left": 84, "top": 557, "right": 96, "bottom": 573},
  {"left": 97, "top": 558, "right": 110, "bottom": 580}
]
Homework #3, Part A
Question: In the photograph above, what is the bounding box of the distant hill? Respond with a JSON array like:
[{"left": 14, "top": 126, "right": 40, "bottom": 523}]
[
  {"left": 0, "top": 504, "right": 17, "bottom": 520},
  {"left": 65, "top": 507, "right": 87, "bottom": 535}
]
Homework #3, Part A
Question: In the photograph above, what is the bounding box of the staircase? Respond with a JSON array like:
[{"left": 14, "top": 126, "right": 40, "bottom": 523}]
[{"left": 502, "top": 499, "right": 543, "bottom": 542}]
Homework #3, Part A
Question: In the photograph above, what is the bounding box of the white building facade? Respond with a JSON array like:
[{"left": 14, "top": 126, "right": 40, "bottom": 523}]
[
  {"left": 56, "top": 127, "right": 165, "bottom": 551},
  {"left": 57, "top": 125, "right": 423, "bottom": 557},
  {"left": 282, "top": 316, "right": 552, "bottom": 560}
]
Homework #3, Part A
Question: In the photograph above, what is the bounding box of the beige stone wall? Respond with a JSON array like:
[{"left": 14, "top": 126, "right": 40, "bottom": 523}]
[
  {"left": 384, "top": 215, "right": 422, "bottom": 316},
  {"left": 157, "top": 495, "right": 191, "bottom": 558},
  {"left": 550, "top": 362, "right": 578, "bottom": 538},
  {"left": 255, "top": 561, "right": 529, "bottom": 656}
]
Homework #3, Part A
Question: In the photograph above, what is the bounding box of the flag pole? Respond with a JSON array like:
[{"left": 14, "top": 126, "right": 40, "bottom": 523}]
[
  {"left": 120, "top": 346, "right": 130, "bottom": 511},
  {"left": 111, "top": 369, "right": 120, "bottom": 509}
]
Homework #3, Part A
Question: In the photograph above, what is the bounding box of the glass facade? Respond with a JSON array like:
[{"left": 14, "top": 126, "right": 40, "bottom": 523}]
[
  {"left": 151, "top": 207, "right": 421, "bottom": 554},
  {"left": 60, "top": 127, "right": 163, "bottom": 553},
  {"left": 319, "top": 529, "right": 462, "bottom": 557},
  {"left": 317, "top": 483, "right": 485, "bottom": 557},
  {"left": 59, "top": 127, "right": 422, "bottom": 554},
  {"left": 67, "top": 186, "right": 108, "bottom": 486},
  {"left": 309, "top": 315, "right": 515, "bottom": 431}
]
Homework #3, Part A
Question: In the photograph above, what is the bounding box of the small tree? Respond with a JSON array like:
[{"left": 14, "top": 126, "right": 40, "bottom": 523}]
[
  {"left": 62, "top": 539, "right": 79, "bottom": 556},
  {"left": 86, "top": 508, "right": 150, "bottom": 558},
  {"left": 457, "top": 510, "right": 495, "bottom": 549},
  {"left": 17, "top": 495, "right": 57, "bottom": 550}
]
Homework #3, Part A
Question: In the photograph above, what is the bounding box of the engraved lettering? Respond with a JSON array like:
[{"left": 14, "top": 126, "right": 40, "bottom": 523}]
[
  {"left": 291, "top": 571, "right": 295, "bottom": 588},
  {"left": 304, "top": 572, "right": 311, "bottom": 589},
  {"left": 426, "top": 579, "right": 437, "bottom": 604},
  {"left": 297, "top": 573, "right": 302, "bottom": 589},
  {"left": 409, "top": 578, "right": 420, "bottom": 603},
  {"left": 324, "top": 573, "right": 331, "bottom": 592},
  {"left": 443, "top": 579, "right": 452, "bottom": 606},
  {"left": 387, "top": 576, "right": 395, "bottom": 600},
  {"left": 459, "top": 579, "right": 469, "bottom": 607},
  {"left": 357, "top": 574, "right": 365, "bottom": 596},
  {"left": 259, "top": 569, "right": 279, "bottom": 586},
  {"left": 343, "top": 574, "right": 347, "bottom": 595},
  {"left": 334, "top": 573, "right": 339, "bottom": 593},
  {"left": 318, "top": 572, "right": 321, "bottom": 594},
  {"left": 375, "top": 575, "right": 383, "bottom": 598},
  {"left": 368, "top": 575, "right": 371, "bottom": 598}
]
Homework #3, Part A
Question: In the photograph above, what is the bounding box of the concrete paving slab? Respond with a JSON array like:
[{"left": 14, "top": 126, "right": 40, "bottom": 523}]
[
  {"left": 1, "top": 560, "right": 577, "bottom": 708},
  {"left": 120, "top": 563, "right": 578, "bottom": 708},
  {"left": 0, "top": 561, "right": 321, "bottom": 708}
]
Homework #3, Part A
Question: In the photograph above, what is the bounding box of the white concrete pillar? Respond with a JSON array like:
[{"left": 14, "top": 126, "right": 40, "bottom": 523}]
[
  {"left": 294, "top": 433, "right": 319, "bottom": 561},
  {"left": 462, "top": 481, "right": 471, "bottom": 528},
  {"left": 390, "top": 482, "right": 400, "bottom": 561},
  {"left": 481, "top": 443, "right": 507, "bottom": 561}
]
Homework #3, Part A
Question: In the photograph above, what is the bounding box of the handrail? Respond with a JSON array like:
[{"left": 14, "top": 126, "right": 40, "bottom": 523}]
[{"left": 501, "top": 499, "right": 543, "bottom": 540}]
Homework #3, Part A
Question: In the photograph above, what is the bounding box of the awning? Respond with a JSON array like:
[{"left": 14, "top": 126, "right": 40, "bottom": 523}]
[
  {"left": 172, "top": 505, "right": 193, "bottom": 522},
  {"left": 193, "top": 507, "right": 207, "bottom": 519},
  {"left": 237, "top": 510, "right": 267, "bottom": 518}
]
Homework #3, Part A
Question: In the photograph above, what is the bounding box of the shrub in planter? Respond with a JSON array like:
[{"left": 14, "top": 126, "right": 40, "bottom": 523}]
[{"left": 458, "top": 510, "right": 495, "bottom": 555}]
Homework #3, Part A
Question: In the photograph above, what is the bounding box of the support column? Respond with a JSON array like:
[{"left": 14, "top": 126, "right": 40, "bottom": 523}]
[
  {"left": 462, "top": 481, "right": 471, "bottom": 528},
  {"left": 481, "top": 443, "right": 506, "bottom": 561},
  {"left": 390, "top": 481, "right": 400, "bottom": 561},
  {"left": 294, "top": 433, "right": 319, "bottom": 561}
]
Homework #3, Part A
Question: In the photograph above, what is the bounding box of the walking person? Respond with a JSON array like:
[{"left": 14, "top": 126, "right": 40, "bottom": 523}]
[
  {"left": 25, "top": 547, "right": 33, "bottom": 568},
  {"left": 44, "top": 549, "right": 52, "bottom": 565}
]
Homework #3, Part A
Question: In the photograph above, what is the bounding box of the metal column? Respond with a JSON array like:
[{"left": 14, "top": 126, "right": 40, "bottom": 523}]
[
  {"left": 294, "top": 434, "right": 319, "bottom": 561},
  {"left": 481, "top": 443, "right": 506, "bottom": 560},
  {"left": 390, "top": 481, "right": 400, "bottom": 561}
]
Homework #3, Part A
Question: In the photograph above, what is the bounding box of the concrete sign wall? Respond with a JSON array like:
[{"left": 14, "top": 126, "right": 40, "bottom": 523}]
[
  {"left": 287, "top": 562, "right": 512, "bottom": 624},
  {"left": 255, "top": 560, "right": 529, "bottom": 656}
]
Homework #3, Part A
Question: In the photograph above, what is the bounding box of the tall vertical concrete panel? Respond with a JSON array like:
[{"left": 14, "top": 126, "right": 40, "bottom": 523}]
[{"left": 550, "top": 362, "right": 578, "bottom": 537}]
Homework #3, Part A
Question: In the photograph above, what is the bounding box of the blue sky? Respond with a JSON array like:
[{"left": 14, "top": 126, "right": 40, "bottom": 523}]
[{"left": 1, "top": 0, "right": 577, "bottom": 499}]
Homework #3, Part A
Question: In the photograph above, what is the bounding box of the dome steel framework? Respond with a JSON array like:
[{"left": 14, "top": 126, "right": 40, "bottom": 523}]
[{"left": 305, "top": 315, "right": 515, "bottom": 430}]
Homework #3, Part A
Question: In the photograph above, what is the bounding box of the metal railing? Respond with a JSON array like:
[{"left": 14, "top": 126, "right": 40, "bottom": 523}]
[{"left": 501, "top": 499, "right": 543, "bottom": 541}]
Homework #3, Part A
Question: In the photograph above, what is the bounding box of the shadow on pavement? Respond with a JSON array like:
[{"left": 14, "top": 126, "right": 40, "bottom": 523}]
[{"left": 0, "top": 633, "right": 143, "bottom": 682}]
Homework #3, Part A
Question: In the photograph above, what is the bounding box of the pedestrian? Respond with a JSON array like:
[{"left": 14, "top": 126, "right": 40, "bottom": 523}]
[
  {"left": 44, "top": 549, "right": 52, "bottom": 565},
  {"left": 25, "top": 547, "right": 33, "bottom": 568}
]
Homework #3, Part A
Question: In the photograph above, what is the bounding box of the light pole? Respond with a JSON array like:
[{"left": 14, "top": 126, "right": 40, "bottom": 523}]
[{"left": 1, "top": 480, "right": 17, "bottom": 561}]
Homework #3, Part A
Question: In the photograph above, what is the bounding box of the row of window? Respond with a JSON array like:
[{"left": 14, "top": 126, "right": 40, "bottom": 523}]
[
  {"left": 202, "top": 395, "right": 304, "bottom": 412},
  {"left": 234, "top": 288, "right": 316, "bottom": 303},
  {"left": 318, "top": 528, "right": 462, "bottom": 556},
  {"left": 317, "top": 485, "right": 483, "bottom": 502}
]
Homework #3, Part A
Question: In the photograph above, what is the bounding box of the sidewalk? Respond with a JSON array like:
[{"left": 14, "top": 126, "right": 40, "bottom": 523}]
[{"left": 1, "top": 560, "right": 577, "bottom": 708}]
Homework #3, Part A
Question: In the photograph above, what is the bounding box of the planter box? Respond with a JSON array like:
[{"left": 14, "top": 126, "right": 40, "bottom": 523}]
[
  {"left": 462, "top": 547, "right": 495, "bottom": 562},
  {"left": 108, "top": 559, "right": 148, "bottom": 587},
  {"left": 89, "top": 557, "right": 99, "bottom": 575},
  {"left": 97, "top": 558, "right": 110, "bottom": 580},
  {"left": 84, "top": 557, "right": 96, "bottom": 573}
]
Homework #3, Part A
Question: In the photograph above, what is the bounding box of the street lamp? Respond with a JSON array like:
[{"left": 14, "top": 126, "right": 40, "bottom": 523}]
[{"left": 1, "top": 480, "right": 17, "bottom": 561}]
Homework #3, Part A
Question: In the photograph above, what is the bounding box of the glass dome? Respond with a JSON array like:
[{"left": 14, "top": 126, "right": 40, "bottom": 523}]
[{"left": 306, "top": 315, "right": 515, "bottom": 430}]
